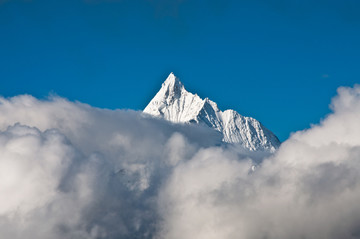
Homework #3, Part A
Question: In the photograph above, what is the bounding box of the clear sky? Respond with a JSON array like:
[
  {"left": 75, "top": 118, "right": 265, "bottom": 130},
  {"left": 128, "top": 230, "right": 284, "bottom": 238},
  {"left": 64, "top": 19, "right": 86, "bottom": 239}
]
[{"left": 0, "top": 0, "right": 359, "bottom": 141}]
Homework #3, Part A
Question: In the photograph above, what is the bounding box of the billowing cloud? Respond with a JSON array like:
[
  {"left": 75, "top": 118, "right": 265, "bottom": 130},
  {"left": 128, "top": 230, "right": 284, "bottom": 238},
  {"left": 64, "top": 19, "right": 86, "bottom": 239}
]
[{"left": 0, "top": 86, "right": 360, "bottom": 238}]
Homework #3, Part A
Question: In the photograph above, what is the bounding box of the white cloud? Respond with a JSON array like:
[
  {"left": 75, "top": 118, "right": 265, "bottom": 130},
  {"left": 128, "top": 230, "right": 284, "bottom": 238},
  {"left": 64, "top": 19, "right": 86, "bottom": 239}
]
[
  {"left": 0, "top": 86, "right": 360, "bottom": 238},
  {"left": 158, "top": 85, "right": 360, "bottom": 239}
]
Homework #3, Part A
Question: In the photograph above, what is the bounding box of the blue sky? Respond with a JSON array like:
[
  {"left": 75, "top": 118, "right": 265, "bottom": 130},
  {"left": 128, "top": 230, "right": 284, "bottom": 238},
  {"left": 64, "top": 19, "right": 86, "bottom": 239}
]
[{"left": 0, "top": 0, "right": 359, "bottom": 141}]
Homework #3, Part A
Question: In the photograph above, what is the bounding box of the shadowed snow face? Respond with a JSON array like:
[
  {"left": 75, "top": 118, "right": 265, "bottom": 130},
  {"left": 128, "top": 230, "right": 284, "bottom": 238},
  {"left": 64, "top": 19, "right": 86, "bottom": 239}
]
[{"left": 0, "top": 85, "right": 360, "bottom": 239}]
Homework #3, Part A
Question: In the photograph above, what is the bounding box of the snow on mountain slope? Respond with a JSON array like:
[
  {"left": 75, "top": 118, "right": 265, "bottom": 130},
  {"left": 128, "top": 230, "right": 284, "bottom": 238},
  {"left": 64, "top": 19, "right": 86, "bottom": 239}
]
[{"left": 144, "top": 73, "right": 280, "bottom": 151}]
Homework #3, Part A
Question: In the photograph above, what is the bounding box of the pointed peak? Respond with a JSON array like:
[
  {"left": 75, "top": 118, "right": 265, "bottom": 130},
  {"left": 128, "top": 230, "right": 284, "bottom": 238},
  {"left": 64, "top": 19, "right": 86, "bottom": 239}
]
[
  {"left": 163, "top": 72, "right": 181, "bottom": 85},
  {"left": 161, "top": 72, "right": 184, "bottom": 93},
  {"left": 169, "top": 72, "right": 176, "bottom": 78}
]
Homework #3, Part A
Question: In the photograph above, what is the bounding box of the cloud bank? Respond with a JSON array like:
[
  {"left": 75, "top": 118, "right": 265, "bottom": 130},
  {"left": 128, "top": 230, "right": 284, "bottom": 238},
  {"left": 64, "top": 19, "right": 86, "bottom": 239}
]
[{"left": 0, "top": 85, "right": 360, "bottom": 239}]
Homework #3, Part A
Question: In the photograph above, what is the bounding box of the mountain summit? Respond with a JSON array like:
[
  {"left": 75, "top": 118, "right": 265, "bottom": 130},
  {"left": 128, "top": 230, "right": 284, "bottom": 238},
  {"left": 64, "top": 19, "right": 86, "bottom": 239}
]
[{"left": 144, "top": 73, "right": 280, "bottom": 151}]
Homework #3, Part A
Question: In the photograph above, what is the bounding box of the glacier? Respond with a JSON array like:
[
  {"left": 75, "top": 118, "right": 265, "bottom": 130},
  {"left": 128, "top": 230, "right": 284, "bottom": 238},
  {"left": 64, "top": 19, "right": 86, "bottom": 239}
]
[{"left": 144, "top": 73, "right": 280, "bottom": 151}]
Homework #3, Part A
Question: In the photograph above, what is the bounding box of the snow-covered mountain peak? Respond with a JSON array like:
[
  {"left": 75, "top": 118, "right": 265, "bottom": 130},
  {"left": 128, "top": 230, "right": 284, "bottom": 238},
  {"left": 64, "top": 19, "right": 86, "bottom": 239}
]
[
  {"left": 155, "top": 73, "right": 185, "bottom": 104},
  {"left": 164, "top": 72, "right": 177, "bottom": 83},
  {"left": 163, "top": 72, "right": 182, "bottom": 89},
  {"left": 144, "top": 73, "right": 280, "bottom": 151}
]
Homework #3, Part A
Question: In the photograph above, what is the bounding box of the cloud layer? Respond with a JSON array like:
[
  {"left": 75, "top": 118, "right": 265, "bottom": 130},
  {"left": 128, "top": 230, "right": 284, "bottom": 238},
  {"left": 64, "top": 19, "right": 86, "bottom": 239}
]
[{"left": 0, "top": 86, "right": 360, "bottom": 239}]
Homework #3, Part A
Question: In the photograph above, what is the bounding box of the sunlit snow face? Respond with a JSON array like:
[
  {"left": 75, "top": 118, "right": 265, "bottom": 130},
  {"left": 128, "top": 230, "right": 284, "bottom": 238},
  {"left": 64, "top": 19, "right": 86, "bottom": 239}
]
[{"left": 0, "top": 85, "right": 360, "bottom": 239}]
